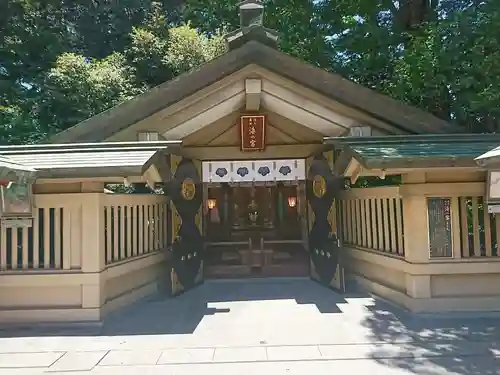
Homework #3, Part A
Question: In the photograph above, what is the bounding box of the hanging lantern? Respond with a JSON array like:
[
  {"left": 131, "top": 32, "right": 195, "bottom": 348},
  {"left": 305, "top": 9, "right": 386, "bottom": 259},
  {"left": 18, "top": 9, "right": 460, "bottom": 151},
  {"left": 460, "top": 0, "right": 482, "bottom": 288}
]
[
  {"left": 287, "top": 196, "right": 297, "bottom": 208},
  {"left": 207, "top": 198, "right": 217, "bottom": 210}
]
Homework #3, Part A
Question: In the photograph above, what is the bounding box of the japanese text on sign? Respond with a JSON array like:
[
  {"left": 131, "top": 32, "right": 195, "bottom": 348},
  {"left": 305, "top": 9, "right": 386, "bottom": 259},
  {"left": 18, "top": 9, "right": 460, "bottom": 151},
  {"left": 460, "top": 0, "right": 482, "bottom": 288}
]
[{"left": 240, "top": 115, "right": 265, "bottom": 151}]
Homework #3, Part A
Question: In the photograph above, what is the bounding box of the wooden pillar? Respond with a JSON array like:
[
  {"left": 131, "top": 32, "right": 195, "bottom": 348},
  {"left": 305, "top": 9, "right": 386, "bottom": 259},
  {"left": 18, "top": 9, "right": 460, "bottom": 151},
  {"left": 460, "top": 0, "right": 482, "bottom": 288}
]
[
  {"left": 80, "top": 190, "right": 106, "bottom": 311},
  {"left": 400, "top": 172, "right": 431, "bottom": 299}
]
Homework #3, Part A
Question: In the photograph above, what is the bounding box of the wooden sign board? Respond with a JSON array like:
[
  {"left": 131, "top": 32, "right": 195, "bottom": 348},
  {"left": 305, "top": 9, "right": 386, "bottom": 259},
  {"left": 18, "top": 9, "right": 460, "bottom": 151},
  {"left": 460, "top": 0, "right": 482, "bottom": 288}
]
[{"left": 240, "top": 115, "right": 266, "bottom": 151}]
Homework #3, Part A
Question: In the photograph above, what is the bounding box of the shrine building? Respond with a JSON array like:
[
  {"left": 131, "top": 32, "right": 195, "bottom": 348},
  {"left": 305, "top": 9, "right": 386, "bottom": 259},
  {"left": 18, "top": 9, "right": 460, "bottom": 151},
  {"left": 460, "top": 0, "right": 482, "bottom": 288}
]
[{"left": 1, "top": 1, "right": 500, "bottom": 324}]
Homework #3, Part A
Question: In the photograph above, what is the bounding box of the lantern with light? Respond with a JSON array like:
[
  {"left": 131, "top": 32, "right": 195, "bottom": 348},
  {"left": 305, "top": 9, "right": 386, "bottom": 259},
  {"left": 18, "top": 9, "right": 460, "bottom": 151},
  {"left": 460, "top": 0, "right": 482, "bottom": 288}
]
[
  {"left": 207, "top": 198, "right": 217, "bottom": 210},
  {"left": 287, "top": 196, "right": 297, "bottom": 208}
]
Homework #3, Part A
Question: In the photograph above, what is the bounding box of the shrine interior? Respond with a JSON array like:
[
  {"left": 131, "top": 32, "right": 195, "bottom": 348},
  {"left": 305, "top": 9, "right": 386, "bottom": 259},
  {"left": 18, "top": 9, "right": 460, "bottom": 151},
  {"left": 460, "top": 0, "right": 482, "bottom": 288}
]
[{"left": 204, "top": 182, "right": 309, "bottom": 278}]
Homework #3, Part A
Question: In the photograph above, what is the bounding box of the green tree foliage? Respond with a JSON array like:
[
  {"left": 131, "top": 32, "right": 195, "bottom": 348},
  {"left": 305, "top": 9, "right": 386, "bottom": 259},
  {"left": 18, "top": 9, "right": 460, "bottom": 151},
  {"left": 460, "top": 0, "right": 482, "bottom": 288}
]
[
  {"left": 183, "top": 0, "right": 500, "bottom": 132},
  {"left": 1, "top": 0, "right": 499, "bottom": 145},
  {"left": 0, "top": 1, "right": 224, "bottom": 143},
  {"left": 39, "top": 53, "right": 141, "bottom": 134},
  {"left": 388, "top": 2, "right": 500, "bottom": 132}
]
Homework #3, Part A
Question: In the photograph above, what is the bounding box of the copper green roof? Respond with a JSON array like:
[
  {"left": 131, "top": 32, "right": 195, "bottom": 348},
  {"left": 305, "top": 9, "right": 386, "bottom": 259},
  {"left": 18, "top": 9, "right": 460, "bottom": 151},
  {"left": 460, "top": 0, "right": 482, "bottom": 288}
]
[
  {"left": 326, "top": 134, "right": 500, "bottom": 170},
  {"left": 0, "top": 141, "right": 179, "bottom": 179}
]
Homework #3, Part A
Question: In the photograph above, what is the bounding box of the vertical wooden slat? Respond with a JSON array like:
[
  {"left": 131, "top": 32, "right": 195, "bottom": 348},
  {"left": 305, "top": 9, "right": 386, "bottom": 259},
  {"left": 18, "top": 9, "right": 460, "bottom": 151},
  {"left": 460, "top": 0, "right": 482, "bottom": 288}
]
[
  {"left": 450, "top": 197, "right": 462, "bottom": 259},
  {"left": 149, "top": 205, "right": 154, "bottom": 251},
  {"left": 389, "top": 198, "right": 397, "bottom": 253},
  {"left": 382, "top": 199, "right": 391, "bottom": 253},
  {"left": 359, "top": 199, "right": 364, "bottom": 246},
  {"left": 163, "top": 203, "right": 168, "bottom": 248},
  {"left": 44, "top": 208, "right": 51, "bottom": 268},
  {"left": 22, "top": 227, "right": 29, "bottom": 269},
  {"left": 484, "top": 204, "right": 492, "bottom": 257},
  {"left": 0, "top": 226, "right": 6, "bottom": 270},
  {"left": 395, "top": 198, "right": 404, "bottom": 255},
  {"left": 138, "top": 205, "right": 144, "bottom": 255},
  {"left": 376, "top": 199, "right": 384, "bottom": 250},
  {"left": 459, "top": 197, "right": 470, "bottom": 257},
  {"left": 472, "top": 197, "right": 481, "bottom": 257},
  {"left": 70, "top": 204, "right": 82, "bottom": 269},
  {"left": 371, "top": 199, "right": 378, "bottom": 250},
  {"left": 350, "top": 200, "right": 356, "bottom": 245},
  {"left": 156, "top": 203, "right": 161, "bottom": 250},
  {"left": 144, "top": 204, "right": 153, "bottom": 253},
  {"left": 144, "top": 205, "right": 149, "bottom": 252},
  {"left": 360, "top": 200, "right": 366, "bottom": 247},
  {"left": 62, "top": 207, "right": 71, "bottom": 270},
  {"left": 158, "top": 204, "right": 162, "bottom": 249},
  {"left": 356, "top": 200, "right": 362, "bottom": 246},
  {"left": 128, "top": 205, "right": 134, "bottom": 258},
  {"left": 33, "top": 209, "right": 39, "bottom": 269},
  {"left": 12, "top": 228, "right": 19, "bottom": 269},
  {"left": 159, "top": 204, "right": 165, "bottom": 249},
  {"left": 54, "top": 207, "right": 61, "bottom": 268},
  {"left": 113, "top": 206, "right": 119, "bottom": 261},
  {"left": 132, "top": 205, "right": 138, "bottom": 257},
  {"left": 106, "top": 206, "right": 112, "bottom": 264},
  {"left": 365, "top": 198, "right": 372, "bottom": 249},
  {"left": 343, "top": 201, "right": 349, "bottom": 244},
  {"left": 151, "top": 204, "right": 156, "bottom": 251},
  {"left": 145, "top": 205, "right": 150, "bottom": 252},
  {"left": 154, "top": 204, "right": 159, "bottom": 250},
  {"left": 349, "top": 200, "right": 355, "bottom": 244},
  {"left": 120, "top": 206, "right": 126, "bottom": 260}
]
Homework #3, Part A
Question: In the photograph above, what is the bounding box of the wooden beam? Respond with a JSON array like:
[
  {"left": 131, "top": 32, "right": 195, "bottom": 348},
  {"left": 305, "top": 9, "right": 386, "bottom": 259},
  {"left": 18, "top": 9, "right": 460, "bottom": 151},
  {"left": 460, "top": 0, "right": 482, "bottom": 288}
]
[
  {"left": 128, "top": 81, "right": 245, "bottom": 137},
  {"left": 262, "top": 79, "right": 357, "bottom": 130},
  {"left": 261, "top": 92, "right": 347, "bottom": 136},
  {"left": 163, "top": 92, "right": 245, "bottom": 139},
  {"left": 179, "top": 143, "right": 326, "bottom": 160},
  {"left": 245, "top": 78, "right": 261, "bottom": 111}
]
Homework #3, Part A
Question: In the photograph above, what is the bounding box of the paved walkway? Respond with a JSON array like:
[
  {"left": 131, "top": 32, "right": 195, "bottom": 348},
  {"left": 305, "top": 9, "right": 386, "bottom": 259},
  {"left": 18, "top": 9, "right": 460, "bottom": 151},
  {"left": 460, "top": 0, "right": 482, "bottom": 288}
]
[{"left": 1, "top": 278, "right": 500, "bottom": 374}]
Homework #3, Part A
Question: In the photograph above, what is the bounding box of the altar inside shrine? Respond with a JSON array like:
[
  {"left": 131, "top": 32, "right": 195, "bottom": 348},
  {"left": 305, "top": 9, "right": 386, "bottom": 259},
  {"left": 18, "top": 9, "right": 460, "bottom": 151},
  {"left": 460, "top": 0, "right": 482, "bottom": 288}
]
[{"left": 204, "top": 182, "right": 309, "bottom": 278}]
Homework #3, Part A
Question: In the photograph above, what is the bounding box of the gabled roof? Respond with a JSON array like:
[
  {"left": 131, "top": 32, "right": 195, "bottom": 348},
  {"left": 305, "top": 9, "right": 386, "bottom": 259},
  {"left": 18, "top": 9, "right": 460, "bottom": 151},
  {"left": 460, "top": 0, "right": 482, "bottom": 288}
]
[
  {"left": 328, "top": 134, "right": 500, "bottom": 173},
  {"left": 49, "top": 41, "right": 460, "bottom": 144}
]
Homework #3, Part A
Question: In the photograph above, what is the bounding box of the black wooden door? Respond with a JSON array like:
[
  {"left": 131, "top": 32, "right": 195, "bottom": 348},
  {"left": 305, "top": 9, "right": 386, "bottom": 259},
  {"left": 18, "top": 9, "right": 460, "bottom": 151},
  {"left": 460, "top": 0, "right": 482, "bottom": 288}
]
[
  {"left": 306, "top": 153, "right": 345, "bottom": 291},
  {"left": 167, "top": 156, "right": 204, "bottom": 296}
]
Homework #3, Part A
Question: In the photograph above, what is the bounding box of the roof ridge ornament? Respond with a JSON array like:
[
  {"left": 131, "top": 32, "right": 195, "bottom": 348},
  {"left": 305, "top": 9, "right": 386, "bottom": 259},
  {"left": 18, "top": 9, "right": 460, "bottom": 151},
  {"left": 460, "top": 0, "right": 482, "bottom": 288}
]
[
  {"left": 225, "top": 0, "right": 280, "bottom": 50},
  {"left": 239, "top": 0, "right": 264, "bottom": 28}
]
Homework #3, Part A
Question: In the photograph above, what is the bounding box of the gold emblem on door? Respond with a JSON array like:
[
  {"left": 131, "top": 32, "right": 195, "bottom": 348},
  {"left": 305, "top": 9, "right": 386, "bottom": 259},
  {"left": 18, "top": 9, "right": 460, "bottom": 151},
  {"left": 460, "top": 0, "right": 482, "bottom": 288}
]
[
  {"left": 312, "top": 175, "right": 326, "bottom": 198},
  {"left": 181, "top": 178, "right": 196, "bottom": 200}
]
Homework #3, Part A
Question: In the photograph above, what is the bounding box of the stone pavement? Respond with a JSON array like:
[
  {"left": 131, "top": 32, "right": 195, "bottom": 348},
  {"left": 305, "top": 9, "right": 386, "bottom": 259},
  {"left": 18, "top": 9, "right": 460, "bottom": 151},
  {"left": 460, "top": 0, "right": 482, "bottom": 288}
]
[{"left": 0, "top": 278, "right": 500, "bottom": 374}]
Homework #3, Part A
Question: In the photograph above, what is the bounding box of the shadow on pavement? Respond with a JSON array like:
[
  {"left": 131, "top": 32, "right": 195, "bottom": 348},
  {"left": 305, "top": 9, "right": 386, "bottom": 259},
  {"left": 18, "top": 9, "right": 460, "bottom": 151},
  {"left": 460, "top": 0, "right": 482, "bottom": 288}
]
[
  {"left": 0, "top": 278, "right": 351, "bottom": 337},
  {"left": 362, "top": 298, "right": 500, "bottom": 375}
]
